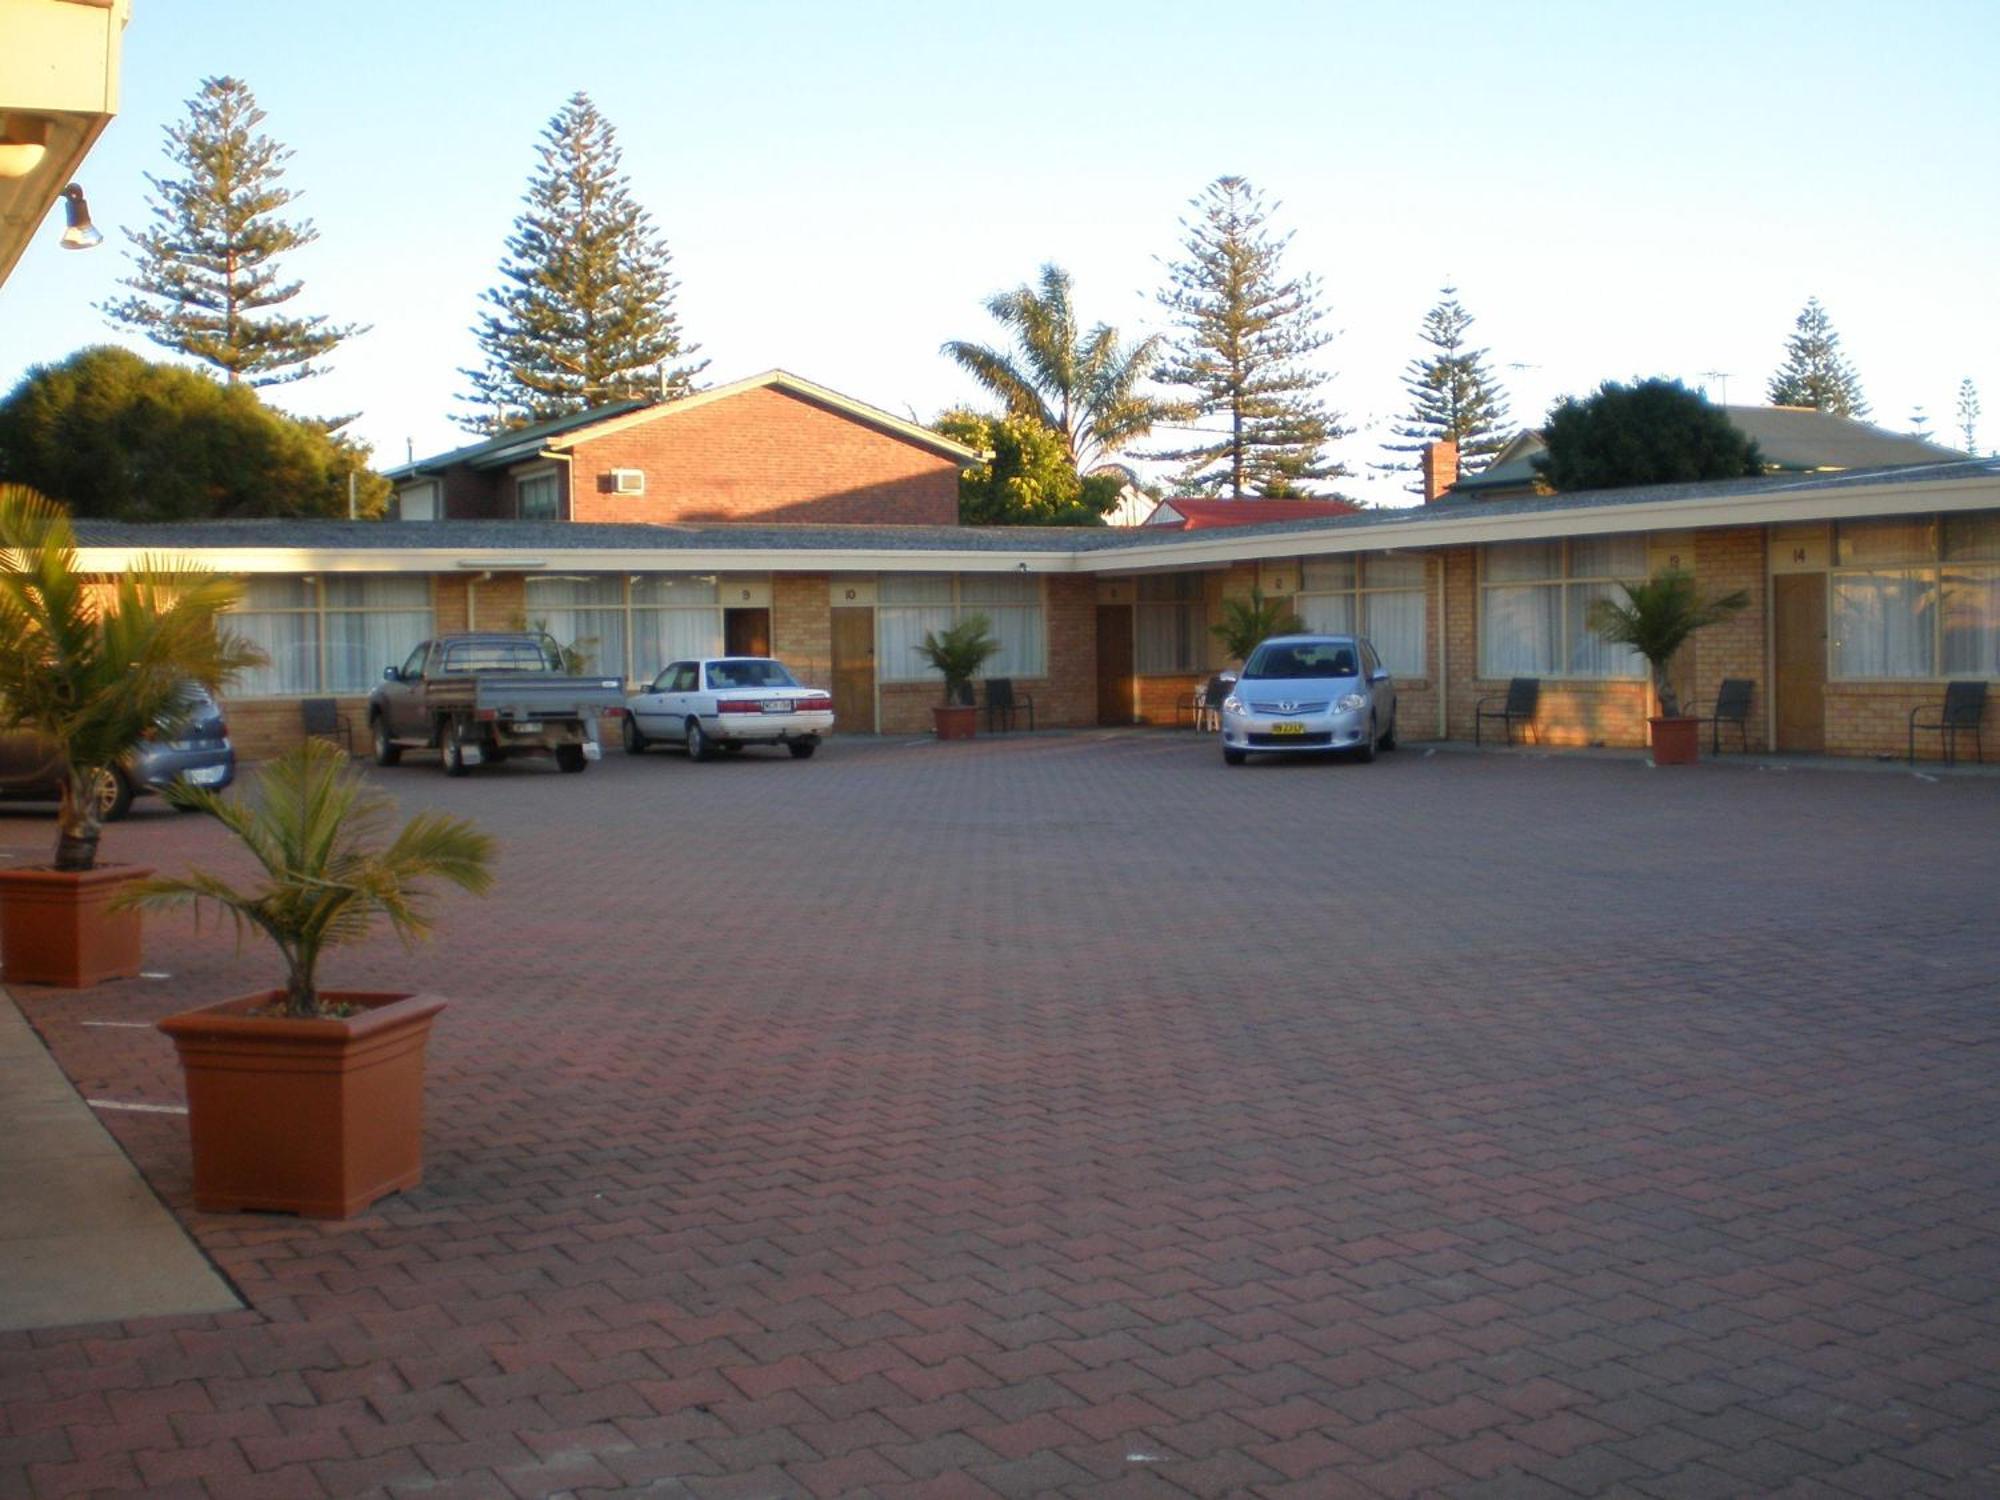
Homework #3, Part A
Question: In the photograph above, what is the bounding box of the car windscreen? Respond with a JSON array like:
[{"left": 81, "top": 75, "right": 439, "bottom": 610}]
[
  {"left": 706, "top": 660, "right": 798, "bottom": 689},
  {"left": 442, "top": 641, "right": 562, "bottom": 673},
  {"left": 1241, "top": 642, "right": 1359, "bottom": 680}
]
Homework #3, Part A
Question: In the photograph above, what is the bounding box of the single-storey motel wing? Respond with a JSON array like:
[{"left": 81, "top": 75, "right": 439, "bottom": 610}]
[{"left": 75, "top": 455, "right": 2000, "bottom": 764}]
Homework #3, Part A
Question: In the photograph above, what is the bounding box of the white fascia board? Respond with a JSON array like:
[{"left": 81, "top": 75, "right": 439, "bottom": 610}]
[{"left": 74, "top": 545, "right": 1085, "bottom": 575}]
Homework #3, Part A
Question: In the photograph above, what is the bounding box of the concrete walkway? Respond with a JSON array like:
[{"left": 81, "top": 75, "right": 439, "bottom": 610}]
[{"left": 0, "top": 994, "right": 237, "bottom": 1332}]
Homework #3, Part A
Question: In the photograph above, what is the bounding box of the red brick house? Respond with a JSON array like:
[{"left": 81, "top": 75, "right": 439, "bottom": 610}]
[{"left": 386, "top": 370, "right": 978, "bottom": 527}]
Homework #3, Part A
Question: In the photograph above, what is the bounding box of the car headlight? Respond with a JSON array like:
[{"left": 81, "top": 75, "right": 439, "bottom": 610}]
[
  {"left": 1336, "top": 692, "right": 1368, "bottom": 713},
  {"left": 1223, "top": 695, "right": 1247, "bottom": 716}
]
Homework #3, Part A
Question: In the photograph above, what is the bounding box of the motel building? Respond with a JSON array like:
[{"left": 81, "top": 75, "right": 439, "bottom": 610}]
[{"left": 71, "top": 370, "right": 2000, "bottom": 764}]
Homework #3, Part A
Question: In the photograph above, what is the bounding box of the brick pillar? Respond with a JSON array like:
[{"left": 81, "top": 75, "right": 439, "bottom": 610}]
[{"left": 1421, "top": 439, "right": 1460, "bottom": 503}]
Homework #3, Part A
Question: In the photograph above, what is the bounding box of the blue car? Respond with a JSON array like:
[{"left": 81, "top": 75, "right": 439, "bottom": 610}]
[
  {"left": 0, "top": 684, "right": 235, "bottom": 821},
  {"left": 1218, "top": 634, "right": 1399, "bottom": 766}
]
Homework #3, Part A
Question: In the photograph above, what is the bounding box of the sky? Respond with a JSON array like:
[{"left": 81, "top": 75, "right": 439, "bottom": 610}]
[{"left": 3, "top": 0, "right": 1997, "bottom": 507}]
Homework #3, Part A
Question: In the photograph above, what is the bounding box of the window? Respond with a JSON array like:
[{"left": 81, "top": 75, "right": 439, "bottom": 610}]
[
  {"left": 227, "top": 576, "right": 436, "bottom": 696},
  {"left": 1833, "top": 515, "right": 2000, "bottom": 679},
  {"left": 517, "top": 471, "right": 559, "bottom": 521},
  {"left": 525, "top": 574, "right": 725, "bottom": 683},
  {"left": 1136, "top": 574, "right": 1204, "bottom": 675},
  {"left": 1480, "top": 537, "right": 1646, "bottom": 679},
  {"left": 1297, "top": 552, "right": 1427, "bottom": 677},
  {"left": 398, "top": 481, "right": 438, "bottom": 522},
  {"left": 879, "top": 573, "right": 1046, "bottom": 682}
]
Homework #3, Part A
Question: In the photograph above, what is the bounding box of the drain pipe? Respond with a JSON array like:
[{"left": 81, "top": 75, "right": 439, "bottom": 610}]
[{"left": 1436, "top": 553, "right": 1449, "bottom": 740}]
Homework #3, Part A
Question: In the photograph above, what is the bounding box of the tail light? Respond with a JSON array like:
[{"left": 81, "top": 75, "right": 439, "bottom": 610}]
[
  {"left": 799, "top": 695, "right": 832, "bottom": 712},
  {"left": 717, "top": 700, "right": 762, "bottom": 715}
]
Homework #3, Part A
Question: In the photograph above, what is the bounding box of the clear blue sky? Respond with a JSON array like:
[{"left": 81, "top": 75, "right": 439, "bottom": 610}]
[{"left": 3, "top": 0, "right": 1996, "bottom": 504}]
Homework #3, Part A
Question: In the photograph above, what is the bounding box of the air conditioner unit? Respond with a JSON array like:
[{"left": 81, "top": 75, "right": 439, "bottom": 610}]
[{"left": 609, "top": 468, "right": 645, "bottom": 496}]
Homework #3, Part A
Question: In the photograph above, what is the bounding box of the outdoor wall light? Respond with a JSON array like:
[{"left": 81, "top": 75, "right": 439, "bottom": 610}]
[
  {"left": 0, "top": 115, "right": 50, "bottom": 179},
  {"left": 60, "top": 184, "right": 103, "bottom": 250}
]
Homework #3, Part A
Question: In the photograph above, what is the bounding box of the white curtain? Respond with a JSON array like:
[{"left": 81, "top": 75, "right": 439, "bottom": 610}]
[
  {"left": 1834, "top": 570, "right": 1936, "bottom": 678},
  {"left": 632, "top": 610, "right": 724, "bottom": 682},
  {"left": 321, "top": 577, "right": 435, "bottom": 693},
  {"left": 1136, "top": 604, "right": 1196, "bottom": 673},
  {"left": 1564, "top": 581, "right": 1644, "bottom": 679},
  {"left": 1942, "top": 567, "right": 2000, "bottom": 677},
  {"left": 232, "top": 611, "right": 320, "bottom": 695},
  {"left": 1483, "top": 586, "right": 1560, "bottom": 676},
  {"left": 1296, "top": 594, "right": 1354, "bottom": 635},
  {"left": 1300, "top": 557, "right": 1356, "bottom": 592},
  {"left": 525, "top": 577, "right": 627, "bottom": 679},
  {"left": 961, "top": 575, "right": 1045, "bottom": 677},
  {"left": 1364, "top": 590, "right": 1426, "bottom": 677}
]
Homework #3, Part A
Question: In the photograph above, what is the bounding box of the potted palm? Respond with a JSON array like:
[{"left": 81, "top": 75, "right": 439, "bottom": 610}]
[
  {"left": 122, "top": 739, "right": 494, "bottom": 1216},
  {"left": 0, "top": 486, "right": 260, "bottom": 986},
  {"left": 1586, "top": 568, "right": 1749, "bottom": 765},
  {"left": 914, "top": 614, "right": 1001, "bottom": 740},
  {"left": 1211, "top": 585, "right": 1304, "bottom": 668}
]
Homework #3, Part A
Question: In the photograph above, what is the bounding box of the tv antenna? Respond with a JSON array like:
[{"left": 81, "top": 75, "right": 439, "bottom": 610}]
[{"left": 1701, "top": 370, "right": 1731, "bottom": 405}]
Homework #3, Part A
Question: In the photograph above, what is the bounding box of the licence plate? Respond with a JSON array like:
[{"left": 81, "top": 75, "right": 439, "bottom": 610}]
[
  {"left": 761, "top": 699, "right": 791, "bottom": 714},
  {"left": 1270, "top": 721, "right": 1306, "bottom": 736},
  {"left": 184, "top": 765, "right": 228, "bottom": 785},
  {"left": 510, "top": 720, "right": 544, "bottom": 733}
]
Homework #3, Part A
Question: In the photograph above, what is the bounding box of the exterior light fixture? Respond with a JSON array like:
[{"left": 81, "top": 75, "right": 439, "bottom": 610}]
[
  {"left": 0, "top": 115, "right": 50, "bottom": 179},
  {"left": 60, "top": 184, "right": 103, "bottom": 250}
]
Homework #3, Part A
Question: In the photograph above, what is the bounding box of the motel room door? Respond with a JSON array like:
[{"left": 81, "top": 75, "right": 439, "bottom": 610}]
[
  {"left": 1096, "top": 605, "right": 1134, "bottom": 725},
  {"left": 1772, "top": 573, "right": 1826, "bottom": 753},
  {"left": 831, "top": 607, "right": 876, "bottom": 734}
]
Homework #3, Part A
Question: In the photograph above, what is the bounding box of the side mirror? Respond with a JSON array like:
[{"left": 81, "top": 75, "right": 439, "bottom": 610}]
[
  {"left": 383, "top": 665, "right": 400, "bottom": 681},
  {"left": 1369, "top": 670, "right": 1390, "bottom": 684}
]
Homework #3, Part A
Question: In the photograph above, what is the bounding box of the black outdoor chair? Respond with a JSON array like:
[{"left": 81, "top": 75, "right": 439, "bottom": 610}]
[
  {"left": 1474, "top": 677, "right": 1540, "bottom": 746},
  {"left": 300, "top": 697, "right": 353, "bottom": 754},
  {"left": 1692, "top": 677, "right": 1754, "bottom": 755},
  {"left": 1909, "top": 681, "right": 1987, "bottom": 766},
  {"left": 984, "top": 678, "right": 1035, "bottom": 733}
]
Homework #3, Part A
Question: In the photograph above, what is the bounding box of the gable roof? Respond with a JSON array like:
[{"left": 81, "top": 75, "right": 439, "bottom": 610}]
[
  {"left": 1141, "top": 497, "right": 1364, "bottom": 530},
  {"left": 386, "top": 370, "right": 981, "bottom": 482},
  {"left": 1451, "top": 405, "right": 1968, "bottom": 495}
]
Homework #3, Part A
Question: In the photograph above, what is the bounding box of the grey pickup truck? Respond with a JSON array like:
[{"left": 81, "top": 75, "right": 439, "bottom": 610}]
[{"left": 367, "top": 633, "right": 627, "bottom": 776}]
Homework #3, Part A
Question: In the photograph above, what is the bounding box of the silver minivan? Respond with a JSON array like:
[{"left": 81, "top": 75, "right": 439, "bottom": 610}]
[{"left": 1218, "top": 634, "right": 1398, "bottom": 766}]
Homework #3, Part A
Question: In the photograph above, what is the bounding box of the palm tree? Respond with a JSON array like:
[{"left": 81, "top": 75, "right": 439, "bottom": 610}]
[
  {"left": 1211, "top": 587, "right": 1304, "bottom": 666},
  {"left": 1585, "top": 569, "right": 1748, "bottom": 718},
  {"left": 123, "top": 739, "right": 495, "bottom": 1017},
  {"left": 0, "top": 485, "right": 263, "bottom": 871},
  {"left": 943, "top": 263, "right": 1180, "bottom": 473},
  {"left": 912, "top": 614, "right": 1001, "bottom": 706}
]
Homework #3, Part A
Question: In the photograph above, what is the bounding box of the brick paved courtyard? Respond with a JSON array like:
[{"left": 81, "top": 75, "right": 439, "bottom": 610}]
[{"left": 4, "top": 734, "right": 1999, "bottom": 1499}]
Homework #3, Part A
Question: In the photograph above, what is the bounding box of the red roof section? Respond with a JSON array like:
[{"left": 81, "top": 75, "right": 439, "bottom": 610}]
[{"left": 1144, "top": 497, "right": 1363, "bottom": 531}]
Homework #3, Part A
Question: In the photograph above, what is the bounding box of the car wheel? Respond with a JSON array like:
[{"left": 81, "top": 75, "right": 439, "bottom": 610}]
[
  {"left": 1380, "top": 712, "right": 1398, "bottom": 751},
  {"left": 93, "top": 766, "right": 135, "bottom": 822},
  {"left": 1222, "top": 747, "right": 1247, "bottom": 766},
  {"left": 442, "top": 723, "right": 469, "bottom": 777},
  {"left": 372, "top": 715, "right": 402, "bottom": 767},
  {"left": 555, "top": 743, "right": 588, "bottom": 774},
  {"left": 686, "top": 718, "right": 714, "bottom": 762},
  {"left": 622, "top": 716, "right": 648, "bottom": 755},
  {"left": 789, "top": 739, "right": 818, "bottom": 760},
  {"left": 1355, "top": 716, "right": 1378, "bottom": 764}
]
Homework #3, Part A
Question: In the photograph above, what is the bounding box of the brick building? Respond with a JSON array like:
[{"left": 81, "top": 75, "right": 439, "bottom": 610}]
[
  {"left": 385, "top": 370, "right": 974, "bottom": 528},
  {"left": 76, "top": 454, "right": 2000, "bottom": 764}
]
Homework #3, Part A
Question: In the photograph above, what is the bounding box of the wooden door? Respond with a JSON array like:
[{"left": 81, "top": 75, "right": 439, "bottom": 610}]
[
  {"left": 1096, "top": 605, "right": 1134, "bottom": 725},
  {"left": 725, "top": 607, "right": 770, "bottom": 657},
  {"left": 1773, "top": 573, "right": 1826, "bottom": 753},
  {"left": 830, "top": 607, "right": 875, "bottom": 733}
]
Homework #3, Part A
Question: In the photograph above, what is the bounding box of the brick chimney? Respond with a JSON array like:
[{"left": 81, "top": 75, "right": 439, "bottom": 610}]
[{"left": 1420, "top": 439, "right": 1459, "bottom": 503}]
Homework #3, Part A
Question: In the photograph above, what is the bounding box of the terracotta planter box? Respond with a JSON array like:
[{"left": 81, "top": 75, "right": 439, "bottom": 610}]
[
  {"left": 1649, "top": 715, "right": 1701, "bottom": 766},
  {"left": 0, "top": 864, "right": 151, "bottom": 988},
  {"left": 158, "top": 990, "right": 446, "bottom": 1218},
  {"left": 933, "top": 703, "right": 978, "bottom": 741}
]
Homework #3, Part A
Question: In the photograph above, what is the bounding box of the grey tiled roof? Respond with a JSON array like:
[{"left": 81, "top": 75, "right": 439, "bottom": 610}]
[{"left": 71, "top": 459, "right": 2000, "bottom": 557}]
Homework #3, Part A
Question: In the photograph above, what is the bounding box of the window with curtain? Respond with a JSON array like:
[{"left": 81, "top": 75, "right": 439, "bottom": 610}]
[
  {"left": 524, "top": 576, "right": 630, "bottom": 679},
  {"left": 517, "top": 471, "right": 559, "bottom": 521},
  {"left": 1297, "top": 552, "right": 1428, "bottom": 677},
  {"left": 1136, "top": 573, "right": 1203, "bottom": 675},
  {"left": 1833, "top": 515, "right": 2000, "bottom": 679},
  {"left": 630, "top": 575, "right": 724, "bottom": 682},
  {"left": 322, "top": 577, "right": 436, "bottom": 692},
  {"left": 226, "top": 576, "right": 435, "bottom": 696},
  {"left": 1480, "top": 536, "right": 1645, "bottom": 679},
  {"left": 878, "top": 573, "right": 1046, "bottom": 682}
]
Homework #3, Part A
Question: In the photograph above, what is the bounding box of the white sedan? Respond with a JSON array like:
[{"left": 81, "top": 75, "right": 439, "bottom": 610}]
[{"left": 624, "top": 657, "right": 834, "bottom": 761}]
